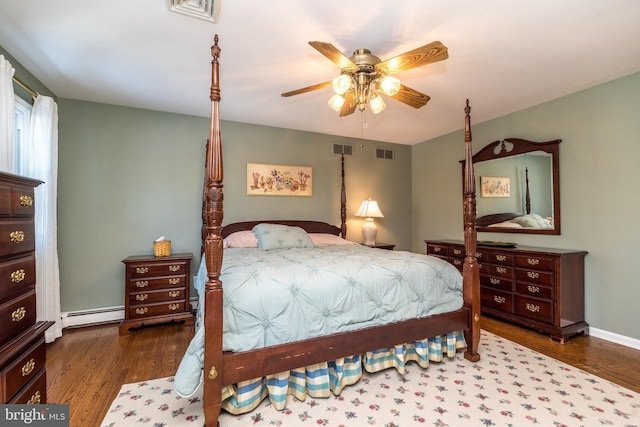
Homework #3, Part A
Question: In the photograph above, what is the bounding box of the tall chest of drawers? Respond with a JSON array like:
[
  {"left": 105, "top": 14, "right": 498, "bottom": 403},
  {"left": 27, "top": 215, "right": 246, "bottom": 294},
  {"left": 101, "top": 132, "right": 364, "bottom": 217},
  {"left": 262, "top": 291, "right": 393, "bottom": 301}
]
[
  {"left": 119, "top": 253, "right": 194, "bottom": 335},
  {"left": 425, "top": 239, "right": 588, "bottom": 343},
  {"left": 0, "top": 172, "right": 52, "bottom": 404}
]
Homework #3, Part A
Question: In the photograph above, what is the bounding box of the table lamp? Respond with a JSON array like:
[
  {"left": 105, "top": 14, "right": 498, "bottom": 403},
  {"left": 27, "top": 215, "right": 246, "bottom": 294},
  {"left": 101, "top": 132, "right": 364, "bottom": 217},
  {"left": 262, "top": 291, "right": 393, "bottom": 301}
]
[{"left": 355, "top": 199, "right": 384, "bottom": 246}]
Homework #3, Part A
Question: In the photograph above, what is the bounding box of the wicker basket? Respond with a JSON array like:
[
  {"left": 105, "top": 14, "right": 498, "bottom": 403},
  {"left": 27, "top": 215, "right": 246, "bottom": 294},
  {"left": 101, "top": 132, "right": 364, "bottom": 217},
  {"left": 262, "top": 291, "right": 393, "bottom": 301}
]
[{"left": 153, "top": 240, "right": 171, "bottom": 257}]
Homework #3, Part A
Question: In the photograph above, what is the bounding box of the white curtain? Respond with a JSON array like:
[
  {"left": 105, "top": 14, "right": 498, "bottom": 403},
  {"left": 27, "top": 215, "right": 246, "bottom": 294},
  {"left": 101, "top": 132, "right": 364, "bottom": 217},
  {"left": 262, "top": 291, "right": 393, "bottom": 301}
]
[
  {"left": 0, "top": 55, "right": 17, "bottom": 173},
  {"left": 24, "top": 95, "right": 62, "bottom": 343}
]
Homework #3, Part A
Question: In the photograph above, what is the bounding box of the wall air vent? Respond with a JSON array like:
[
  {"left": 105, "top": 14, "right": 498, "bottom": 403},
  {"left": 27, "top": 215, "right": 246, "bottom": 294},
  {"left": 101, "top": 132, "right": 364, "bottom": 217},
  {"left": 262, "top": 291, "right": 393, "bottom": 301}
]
[
  {"left": 168, "top": 0, "right": 220, "bottom": 23},
  {"left": 375, "top": 148, "right": 394, "bottom": 160},
  {"left": 333, "top": 143, "right": 354, "bottom": 156}
]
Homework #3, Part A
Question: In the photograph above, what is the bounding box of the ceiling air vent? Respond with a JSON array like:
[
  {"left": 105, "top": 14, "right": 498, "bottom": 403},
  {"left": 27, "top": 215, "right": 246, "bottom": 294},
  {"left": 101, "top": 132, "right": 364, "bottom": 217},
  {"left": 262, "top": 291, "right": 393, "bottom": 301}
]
[
  {"left": 375, "top": 148, "right": 394, "bottom": 160},
  {"left": 168, "top": 0, "right": 220, "bottom": 23},
  {"left": 333, "top": 143, "right": 354, "bottom": 156}
]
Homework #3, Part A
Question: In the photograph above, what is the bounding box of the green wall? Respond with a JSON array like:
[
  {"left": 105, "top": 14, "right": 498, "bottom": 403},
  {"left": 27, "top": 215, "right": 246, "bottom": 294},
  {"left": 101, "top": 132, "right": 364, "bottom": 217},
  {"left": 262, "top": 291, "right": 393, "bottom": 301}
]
[
  {"left": 57, "top": 100, "right": 412, "bottom": 312},
  {"left": 412, "top": 71, "right": 640, "bottom": 340}
]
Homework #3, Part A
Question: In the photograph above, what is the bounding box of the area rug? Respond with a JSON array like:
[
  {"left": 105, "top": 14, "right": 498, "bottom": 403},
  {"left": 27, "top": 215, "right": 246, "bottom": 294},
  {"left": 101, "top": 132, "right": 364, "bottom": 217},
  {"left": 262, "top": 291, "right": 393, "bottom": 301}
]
[{"left": 101, "top": 331, "right": 639, "bottom": 427}]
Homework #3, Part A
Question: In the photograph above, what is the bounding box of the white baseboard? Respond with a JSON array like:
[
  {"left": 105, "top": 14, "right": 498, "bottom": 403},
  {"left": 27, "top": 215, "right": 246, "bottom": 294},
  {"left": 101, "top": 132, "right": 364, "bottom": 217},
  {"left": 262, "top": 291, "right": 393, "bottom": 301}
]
[
  {"left": 61, "top": 299, "right": 199, "bottom": 329},
  {"left": 589, "top": 327, "right": 640, "bottom": 351}
]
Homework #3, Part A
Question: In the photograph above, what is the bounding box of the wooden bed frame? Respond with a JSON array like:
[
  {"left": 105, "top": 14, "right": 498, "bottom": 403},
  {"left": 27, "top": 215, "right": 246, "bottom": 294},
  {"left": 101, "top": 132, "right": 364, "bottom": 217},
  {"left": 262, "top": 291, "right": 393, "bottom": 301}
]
[{"left": 199, "top": 35, "right": 480, "bottom": 427}]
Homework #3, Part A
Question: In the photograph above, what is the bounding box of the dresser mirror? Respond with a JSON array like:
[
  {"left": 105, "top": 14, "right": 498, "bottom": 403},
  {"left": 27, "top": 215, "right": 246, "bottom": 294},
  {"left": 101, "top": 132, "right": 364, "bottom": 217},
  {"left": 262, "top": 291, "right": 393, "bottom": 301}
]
[{"left": 461, "top": 137, "right": 561, "bottom": 235}]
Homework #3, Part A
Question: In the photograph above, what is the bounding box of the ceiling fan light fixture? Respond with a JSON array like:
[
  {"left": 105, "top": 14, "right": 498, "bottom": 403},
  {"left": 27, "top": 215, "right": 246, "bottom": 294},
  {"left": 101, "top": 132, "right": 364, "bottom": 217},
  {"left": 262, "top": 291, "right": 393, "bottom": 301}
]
[
  {"left": 332, "top": 74, "right": 352, "bottom": 95},
  {"left": 328, "top": 94, "right": 346, "bottom": 112},
  {"left": 379, "top": 75, "right": 401, "bottom": 96},
  {"left": 369, "top": 95, "right": 386, "bottom": 114}
]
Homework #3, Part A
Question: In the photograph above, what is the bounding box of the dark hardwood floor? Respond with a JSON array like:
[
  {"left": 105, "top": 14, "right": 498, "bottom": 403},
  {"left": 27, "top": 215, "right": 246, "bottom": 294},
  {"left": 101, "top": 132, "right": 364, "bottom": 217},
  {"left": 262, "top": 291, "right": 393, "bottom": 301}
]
[{"left": 45, "top": 317, "right": 640, "bottom": 427}]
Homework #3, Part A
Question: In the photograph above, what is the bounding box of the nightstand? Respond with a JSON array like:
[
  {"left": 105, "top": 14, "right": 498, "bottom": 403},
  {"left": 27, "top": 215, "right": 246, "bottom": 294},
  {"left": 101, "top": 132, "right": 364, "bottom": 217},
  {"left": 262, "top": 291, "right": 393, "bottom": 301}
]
[
  {"left": 119, "top": 253, "right": 194, "bottom": 335},
  {"left": 362, "top": 243, "right": 395, "bottom": 250}
]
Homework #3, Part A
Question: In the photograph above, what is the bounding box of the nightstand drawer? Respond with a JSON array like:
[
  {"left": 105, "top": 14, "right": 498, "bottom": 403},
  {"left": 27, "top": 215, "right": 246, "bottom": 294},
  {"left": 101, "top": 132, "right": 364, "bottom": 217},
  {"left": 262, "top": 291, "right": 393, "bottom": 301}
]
[
  {"left": 129, "top": 301, "right": 187, "bottom": 319},
  {"left": 127, "top": 261, "right": 189, "bottom": 279},
  {"left": 128, "top": 275, "right": 187, "bottom": 291},
  {"left": 130, "top": 287, "right": 187, "bottom": 305}
]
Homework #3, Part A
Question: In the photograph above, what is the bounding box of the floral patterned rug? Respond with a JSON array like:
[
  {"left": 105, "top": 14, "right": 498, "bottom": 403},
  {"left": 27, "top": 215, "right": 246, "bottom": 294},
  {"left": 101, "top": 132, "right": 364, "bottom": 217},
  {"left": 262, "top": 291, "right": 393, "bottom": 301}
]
[{"left": 101, "top": 331, "right": 639, "bottom": 427}]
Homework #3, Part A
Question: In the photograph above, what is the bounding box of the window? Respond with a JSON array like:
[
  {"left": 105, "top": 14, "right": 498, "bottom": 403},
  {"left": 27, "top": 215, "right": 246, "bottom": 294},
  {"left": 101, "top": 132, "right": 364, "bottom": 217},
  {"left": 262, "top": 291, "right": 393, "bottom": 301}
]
[{"left": 14, "top": 95, "right": 31, "bottom": 174}]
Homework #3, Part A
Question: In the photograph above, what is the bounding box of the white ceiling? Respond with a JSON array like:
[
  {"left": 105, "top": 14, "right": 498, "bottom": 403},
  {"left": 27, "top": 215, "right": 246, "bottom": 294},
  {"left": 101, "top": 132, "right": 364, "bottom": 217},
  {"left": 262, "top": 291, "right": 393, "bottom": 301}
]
[{"left": 1, "top": 0, "right": 640, "bottom": 145}]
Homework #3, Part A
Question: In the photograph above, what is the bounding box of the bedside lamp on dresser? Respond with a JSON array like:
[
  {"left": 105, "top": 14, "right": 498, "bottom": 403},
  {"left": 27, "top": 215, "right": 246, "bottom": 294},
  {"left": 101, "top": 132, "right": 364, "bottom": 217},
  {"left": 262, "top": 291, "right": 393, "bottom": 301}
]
[{"left": 0, "top": 171, "right": 53, "bottom": 404}]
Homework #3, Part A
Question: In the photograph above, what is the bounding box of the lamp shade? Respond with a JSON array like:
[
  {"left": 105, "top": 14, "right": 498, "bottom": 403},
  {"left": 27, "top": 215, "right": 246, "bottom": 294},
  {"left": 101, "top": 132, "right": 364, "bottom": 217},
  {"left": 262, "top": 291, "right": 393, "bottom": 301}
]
[{"left": 355, "top": 199, "right": 384, "bottom": 218}]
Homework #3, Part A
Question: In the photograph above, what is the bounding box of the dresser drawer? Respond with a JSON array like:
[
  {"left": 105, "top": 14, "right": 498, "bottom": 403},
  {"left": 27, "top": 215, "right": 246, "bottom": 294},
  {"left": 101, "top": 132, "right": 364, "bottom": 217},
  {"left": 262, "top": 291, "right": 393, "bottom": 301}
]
[
  {"left": 0, "top": 184, "right": 36, "bottom": 217},
  {"left": 515, "top": 268, "right": 553, "bottom": 286},
  {"left": 127, "top": 260, "right": 189, "bottom": 279},
  {"left": 515, "top": 295, "right": 553, "bottom": 323},
  {"left": 129, "top": 301, "right": 187, "bottom": 319},
  {"left": 426, "top": 243, "right": 449, "bottom": 257},
  {"left": 515, "top": 254, "right": 554, "bottom": 271},
  {"left": 449, "top": 257, "right": 464, "bottom": 271},
  {"left": 128, "top": 275, "right": 187, "bottom": 292},
  {"left": 484, "top": 264, "right": 514, "bottom": 279},
  {"left": 448, "top": 245, "right": 465, "bottom": 259},
  {"left": 481, "top": 275, "right": 514, "bottom": 291},
  {"left": 130, "top": 287, "right": 187, "bottom": 306},
  {"left": 0, "top": 290, "right": 36, "bottom": 346},
  {"left": 0, "top": 254, "right": 36, "bottom": 301},
  {"left": 8, "top": 368, "right": 46, "bottom": 404},
  {"left": 481, "top": 287, "right": 513, "bottom": 313},
  {"left": 0, "top": 220, "right": 35, "bottom": 257},
  {"left": 0, "top": 338, "right": 45, "bottom": 402},
  {"left": 485, "top": 251, "right": 514, "bottom": 265},
  {"left": 516, "top": 282, "right": 553, "bottom": 299}
]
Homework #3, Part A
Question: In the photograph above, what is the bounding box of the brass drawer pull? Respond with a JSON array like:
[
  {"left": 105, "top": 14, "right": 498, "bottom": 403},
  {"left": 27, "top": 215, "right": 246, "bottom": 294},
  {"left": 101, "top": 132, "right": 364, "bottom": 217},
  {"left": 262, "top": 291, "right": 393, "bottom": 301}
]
[
  {"left": 527, "top": 271, "right": 540, "bottom": 279},
  {"left": 136, "top": 294, "right": 148, "bottom": 301},
  {"left": 453, "top": 249, "right": 462, "bottom": 255},
  {"left": 169, "top": 265, "right": 181, "bottom": 272},
  {"left": 526, "top": 303, "right": 540, "bottom": 312},
  {"left": 10, "top": 230, "right": 25, "bottom": 243},
  {"left": 136, "top": 267, "right": 149, "bottom": 274},
  {"left": 453, "top": 259, "right": 462, "bottom": 266},
  {"left": 493, "top": 295, "right": 506, "bottom": 304},
  {"left": 22, "top": 358, "right": 36, "bottom": 376},
  {"left": 433, "top": 246, "right": 442, "bottom": 253},
  {"left": 168, "top": 278, "right": 181, "bottom": 285},
  {"left": 168, "top": 303, "right": 180, "bottom": 311},
  {"left": 168, "top": 290, "right": 180, "bottom": 298},
  {"left": 135, "top": 281, "right": 149, "bottom": 288},
  {"left": 19, "top": 195, "right": 34, "bottom": 207},
  {"left": 11, "top": 269, "right": 26, "bottom": 283},
  {"left": 496, "top": 254, "right": 507, "bottom": 261},
  {"left": 27, "top": 391, "right": 41, "bottom": 404},
  {"left": 527, "top": 285, "right": 540, "bottom": 293},
  {"left": 527, "top": 258, "right": 540, "bottom": 265},
  {"left": 12, "top": 307, "right": 26, "bottom": 322},
  {"left": 475, "top": 252, "right": 482, "bottom": 258},
  {"left": 496, "top": 266, "right": 507, "bottom": 274},
  {"left": 135, "top": 307, "right": 148, "bottom": 315},
  {"left": 490, "top": 277, "right": 501, "bottom": 285}
]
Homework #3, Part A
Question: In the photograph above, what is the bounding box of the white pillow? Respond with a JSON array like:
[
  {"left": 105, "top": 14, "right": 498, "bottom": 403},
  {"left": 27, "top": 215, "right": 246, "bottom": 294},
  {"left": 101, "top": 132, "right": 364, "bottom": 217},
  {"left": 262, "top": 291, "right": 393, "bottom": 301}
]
[
  {"left": 223, "top": 230, "right": 258, "bottom": 248},
  {"left": 252, "top": 223, "right": 316, "bottom": 250},
  {"left": 309, "top": 233, "right": 355, "bottom": 246}
]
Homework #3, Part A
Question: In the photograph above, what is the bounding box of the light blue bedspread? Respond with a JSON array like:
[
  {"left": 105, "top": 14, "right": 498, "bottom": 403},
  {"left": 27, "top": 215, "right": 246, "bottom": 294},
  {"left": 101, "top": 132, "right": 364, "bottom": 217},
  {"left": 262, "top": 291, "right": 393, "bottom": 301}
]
[{"left": 175, "top": 245, "right": 463, "bottom": 397}]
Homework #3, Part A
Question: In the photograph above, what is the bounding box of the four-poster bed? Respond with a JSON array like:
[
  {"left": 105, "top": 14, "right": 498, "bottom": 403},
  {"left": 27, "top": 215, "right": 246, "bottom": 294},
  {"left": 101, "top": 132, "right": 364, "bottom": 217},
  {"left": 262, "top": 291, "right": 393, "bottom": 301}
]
[{"left": 192, "top": 35, "right": 480, "bottom": 427}]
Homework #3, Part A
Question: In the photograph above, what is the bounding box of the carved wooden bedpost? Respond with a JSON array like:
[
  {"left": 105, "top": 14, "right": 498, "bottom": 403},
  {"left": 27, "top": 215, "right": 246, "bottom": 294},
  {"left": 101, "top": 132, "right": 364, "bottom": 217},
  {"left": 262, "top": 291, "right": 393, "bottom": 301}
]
[
  {"left": 203, "top": 35, "right": 224, "bottom": 427},
  {"left": 462, "top": 99, "right": 481, "bottom": 362},
  {"left": 340, "top": 154, "right": 347, "bottom": 238}
]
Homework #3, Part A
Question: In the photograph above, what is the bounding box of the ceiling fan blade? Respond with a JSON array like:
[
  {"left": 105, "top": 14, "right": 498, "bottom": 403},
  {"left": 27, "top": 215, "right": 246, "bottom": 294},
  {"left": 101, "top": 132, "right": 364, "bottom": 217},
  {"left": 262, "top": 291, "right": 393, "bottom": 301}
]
[
  {"left": 391, "top": 84, "right": 431, "bottom": 109},
  {"left": 376, "top": 41, "right": 448, "bottom": 75},
  {"left": 309, "top": 41, "right": 359, "bottom": 73},
  {"left": 281, "top": 81, "right": 332, "bottom": 97},
  {"left": 339, "top": 90, "right": 357, "bottom": 117}
]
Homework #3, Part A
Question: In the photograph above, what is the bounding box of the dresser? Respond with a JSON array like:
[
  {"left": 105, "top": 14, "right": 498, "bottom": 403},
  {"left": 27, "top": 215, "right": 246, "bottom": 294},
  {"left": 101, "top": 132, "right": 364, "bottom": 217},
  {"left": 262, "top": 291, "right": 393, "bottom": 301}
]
[
  {"left": 119, "top": 253, "right": 194, "bottom": 335},
  {"left": 0, "top": 172, "right": 52, "bottom": 404},
  {"left": 425, "top": 239, "right": 588, "bottom": 342}
]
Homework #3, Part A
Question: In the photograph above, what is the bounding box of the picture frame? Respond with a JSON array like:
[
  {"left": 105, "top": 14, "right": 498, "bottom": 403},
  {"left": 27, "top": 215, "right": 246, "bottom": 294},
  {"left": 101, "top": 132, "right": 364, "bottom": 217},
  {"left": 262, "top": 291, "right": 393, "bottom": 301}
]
[
  {"left": 247, "top": 163, "right": 312, "bottom": 196},
  {"left": 480, "top": 176, "right": 510, "bottom": 198}
]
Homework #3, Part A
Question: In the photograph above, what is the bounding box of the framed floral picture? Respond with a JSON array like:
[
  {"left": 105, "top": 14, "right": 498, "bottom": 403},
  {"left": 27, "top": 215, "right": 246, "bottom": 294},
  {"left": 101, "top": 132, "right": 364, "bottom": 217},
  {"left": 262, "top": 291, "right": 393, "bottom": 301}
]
[
  {"left": 480, "top": 176, "right": 510, "bottom": 198},
  {"left": 247, "top": 163, "right": 312, "bottom": 196}
]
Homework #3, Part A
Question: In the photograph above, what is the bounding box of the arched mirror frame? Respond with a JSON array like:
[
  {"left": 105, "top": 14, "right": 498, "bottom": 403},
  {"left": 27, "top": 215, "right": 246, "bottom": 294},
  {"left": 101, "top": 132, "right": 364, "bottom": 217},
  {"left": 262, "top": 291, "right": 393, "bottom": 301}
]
[{"left": 461, "top": 137, "right": 561, "bottom": 235}]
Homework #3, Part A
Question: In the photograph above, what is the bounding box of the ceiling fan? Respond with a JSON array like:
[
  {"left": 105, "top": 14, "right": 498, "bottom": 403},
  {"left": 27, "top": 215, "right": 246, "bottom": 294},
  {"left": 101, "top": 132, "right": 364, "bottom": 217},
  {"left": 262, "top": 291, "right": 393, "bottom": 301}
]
[{"left": 281, "top": 40, "right": 448, "bottom": 117}]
